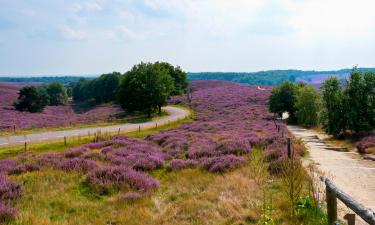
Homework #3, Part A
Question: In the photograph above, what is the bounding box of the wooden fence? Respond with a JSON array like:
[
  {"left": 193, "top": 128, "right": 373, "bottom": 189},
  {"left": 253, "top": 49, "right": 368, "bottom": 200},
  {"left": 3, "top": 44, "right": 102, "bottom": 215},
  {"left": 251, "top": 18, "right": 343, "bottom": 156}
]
[{"left": 320, "top": 176, "right": 375, "bottom": 225}]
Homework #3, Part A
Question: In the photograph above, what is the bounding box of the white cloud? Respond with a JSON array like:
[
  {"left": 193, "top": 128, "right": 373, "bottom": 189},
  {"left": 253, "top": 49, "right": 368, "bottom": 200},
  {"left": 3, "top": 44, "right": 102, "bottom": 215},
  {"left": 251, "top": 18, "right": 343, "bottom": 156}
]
[{"left": 60, "top": 25, "right": 88, "bottom": 40}]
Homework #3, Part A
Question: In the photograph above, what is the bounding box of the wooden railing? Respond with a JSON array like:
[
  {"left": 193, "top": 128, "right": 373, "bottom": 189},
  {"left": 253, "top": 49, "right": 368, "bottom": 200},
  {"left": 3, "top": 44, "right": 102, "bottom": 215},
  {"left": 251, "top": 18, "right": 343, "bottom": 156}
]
[{"left": 320, "top": 176, "right": 375, "bottom": 225}]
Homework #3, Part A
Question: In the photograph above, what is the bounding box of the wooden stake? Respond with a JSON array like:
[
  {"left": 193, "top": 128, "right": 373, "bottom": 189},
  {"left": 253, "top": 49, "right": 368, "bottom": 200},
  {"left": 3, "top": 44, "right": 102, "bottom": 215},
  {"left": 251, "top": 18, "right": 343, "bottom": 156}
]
[
  {"left": 64, "top": 136, "right": 67, "bottom": 146},
  {"left": 118, "top": 128, "right": 120, "bottom": 135},
  {"left": 24, "top": 142, "right": 27, "bottom": 152},
  {"left": 287, "top": 138, "right": 293, "bottom": 159},
  {"left": 344, "top": 214, "right": 355, "bottom": 225},
  {"left": 326, "top": 187, "right": 338, "bottom": 225}
]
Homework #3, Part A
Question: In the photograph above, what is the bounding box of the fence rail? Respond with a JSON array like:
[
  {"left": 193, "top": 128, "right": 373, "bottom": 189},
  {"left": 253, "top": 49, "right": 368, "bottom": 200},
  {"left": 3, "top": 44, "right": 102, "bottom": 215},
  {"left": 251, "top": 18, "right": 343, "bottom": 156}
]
[{"left": 320, "top": 176, "right": 375, "bottom": 225}]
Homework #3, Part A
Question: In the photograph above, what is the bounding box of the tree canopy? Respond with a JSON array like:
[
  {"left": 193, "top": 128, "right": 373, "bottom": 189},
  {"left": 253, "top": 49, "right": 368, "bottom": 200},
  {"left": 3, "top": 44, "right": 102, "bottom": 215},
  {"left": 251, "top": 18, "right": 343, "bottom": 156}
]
[
  {"left": 72, "top": 72, "right": 121, "bottom": 104},
  {"left": 47, "top": 81, "right": 68, "bottom": 106},
  {"left": 13, "top": 86, "right": 50, "bottom": 113},
  {"left": 269, "top": 81, "right": 298, "bottom": 121},
  {"left": 117, "top": 62, "right": 174, "bottom": 117}
]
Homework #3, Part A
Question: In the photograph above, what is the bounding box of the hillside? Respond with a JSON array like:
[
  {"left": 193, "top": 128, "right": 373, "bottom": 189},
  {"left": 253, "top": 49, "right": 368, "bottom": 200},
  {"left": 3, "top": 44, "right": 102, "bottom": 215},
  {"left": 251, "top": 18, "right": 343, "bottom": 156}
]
[{"left": 188, "top": 68, "right": 375, "bottom": 86}]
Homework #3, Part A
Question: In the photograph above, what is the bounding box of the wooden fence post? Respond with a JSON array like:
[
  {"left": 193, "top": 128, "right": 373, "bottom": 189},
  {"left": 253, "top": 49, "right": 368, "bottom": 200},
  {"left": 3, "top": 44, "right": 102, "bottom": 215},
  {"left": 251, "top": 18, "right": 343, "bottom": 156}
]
[
  {"left": 326, "top": 186, "right": 338, "bottom": 225},
  {"left": 155, "top": 123, "right": 158, "bottom": 129},
  {"left": 64, "top": 136, "right": 67, "bottom": 146},
  {"left": 287, "top": 138, "right": 293, "bottom": 159},
  {"left": 13, "top": 125, "right": 16, "bottom": 133},
  {"left": 118, "top": 128, "right": 120, "bottom": 135},
  {"left": 344, "top": 214, "right": 356, "bottom": 225},
  {"left": 24, "top": 142, "right": 27, "bottom": 152},
  {"left": 138, "top": 125, "right": 141, "bottom": 133}
]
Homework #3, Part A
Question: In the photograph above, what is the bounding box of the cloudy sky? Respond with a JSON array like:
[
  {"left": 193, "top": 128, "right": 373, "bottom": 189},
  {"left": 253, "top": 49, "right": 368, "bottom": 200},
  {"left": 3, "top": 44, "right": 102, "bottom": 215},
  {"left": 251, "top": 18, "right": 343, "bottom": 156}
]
[{"left": 0, "top": 0, "right": 374, "bottom": 75}]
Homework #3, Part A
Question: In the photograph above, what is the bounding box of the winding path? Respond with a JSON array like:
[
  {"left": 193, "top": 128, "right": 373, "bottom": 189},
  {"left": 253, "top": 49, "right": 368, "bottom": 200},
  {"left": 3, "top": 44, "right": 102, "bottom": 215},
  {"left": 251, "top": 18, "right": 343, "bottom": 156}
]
[
  {"left": 288, "top": 125, "right": 375, "bottom": 225},
  {"left": 0, "top": 106, "right": 190, "bottom": 147}
]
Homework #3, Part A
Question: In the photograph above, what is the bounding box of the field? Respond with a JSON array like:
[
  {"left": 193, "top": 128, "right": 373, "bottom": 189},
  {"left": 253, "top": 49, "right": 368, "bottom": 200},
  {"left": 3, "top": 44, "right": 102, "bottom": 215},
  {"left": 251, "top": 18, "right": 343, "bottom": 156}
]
[
  {"left": 0, "top": 81, "right": 323, "bottom": 224},
  {"left": 0, "top": 82, "right": 124, "bottom": 133}
]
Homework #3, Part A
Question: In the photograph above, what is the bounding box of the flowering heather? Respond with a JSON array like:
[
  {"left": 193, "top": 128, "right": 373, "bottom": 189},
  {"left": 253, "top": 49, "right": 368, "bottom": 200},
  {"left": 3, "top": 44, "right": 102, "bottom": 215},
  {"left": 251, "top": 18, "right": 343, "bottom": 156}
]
[
  {"left": 168, "top": 159, "right": 198, "bottom": 171},
  {"left": 0, "top": 202, "right": 17, "bottom": 222},
  {"left": 0, "top": 81, "right": 292, "bottom": 206},
  {"left": 56, "top": 158, "right": 97, "bottom": 173},
  {"left": 0, "top": 173, "right": 21, "bottom": 221},
  {"left": 86, "top": 166, "right": 159, "bottom": 194},
  {"left": 356, "top": 133, "right": 375, "bottom": 153},
  {"left": 200, "top": 155, "right": 246, "bottom": 173},
  {"left": 0, "top": 82, "right": 122, "bottom": 131},
  {"left": 0, "top": 173, "right": 23, "bottom": 202},
  {"left": 148, "top": 80, "right": 289, "bottom": 171}
]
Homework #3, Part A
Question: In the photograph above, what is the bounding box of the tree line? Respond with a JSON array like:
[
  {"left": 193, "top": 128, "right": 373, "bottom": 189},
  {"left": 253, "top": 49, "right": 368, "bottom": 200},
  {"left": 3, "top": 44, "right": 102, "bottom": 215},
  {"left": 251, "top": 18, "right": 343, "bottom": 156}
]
[
  {"left": 189, "top": 68, "right": 375, "bottom": 86},
  {"left": 14, "top": 82, "right": 69, "bottom": 113},
  {"left": 14, "top": 62, "right": 188, "bottom": 117},
  {"left": 269, "top": 68, "right": 375, "bottom": 137}
]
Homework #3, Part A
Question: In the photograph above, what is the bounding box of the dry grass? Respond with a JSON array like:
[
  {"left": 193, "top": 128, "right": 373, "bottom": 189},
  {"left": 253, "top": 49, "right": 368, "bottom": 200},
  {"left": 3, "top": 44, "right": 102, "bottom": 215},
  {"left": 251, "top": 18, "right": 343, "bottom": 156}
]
[{"left": 11, "top": 166, "right": 260, "bottom": 225}]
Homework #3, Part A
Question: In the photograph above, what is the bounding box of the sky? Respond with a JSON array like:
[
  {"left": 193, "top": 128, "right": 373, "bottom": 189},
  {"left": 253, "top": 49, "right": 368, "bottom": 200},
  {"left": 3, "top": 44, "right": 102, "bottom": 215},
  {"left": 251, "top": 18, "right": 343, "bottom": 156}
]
[{"left": 0, "top": 0, "right": 374, "bottom": 76}]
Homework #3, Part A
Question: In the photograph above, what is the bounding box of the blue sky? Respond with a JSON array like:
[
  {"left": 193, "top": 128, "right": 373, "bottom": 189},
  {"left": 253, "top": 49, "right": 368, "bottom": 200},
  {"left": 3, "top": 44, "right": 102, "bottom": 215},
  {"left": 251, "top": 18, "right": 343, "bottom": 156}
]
[{"left": 0, "top": 0, "right": 374, "bottom": 75}]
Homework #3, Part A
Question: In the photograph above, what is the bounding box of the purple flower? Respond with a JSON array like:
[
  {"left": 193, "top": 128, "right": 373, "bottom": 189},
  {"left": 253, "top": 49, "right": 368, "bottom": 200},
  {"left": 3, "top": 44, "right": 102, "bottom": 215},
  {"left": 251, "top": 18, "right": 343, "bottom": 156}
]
[
  {"left": 200, "top": 155, "right": 246, "bottom": 173},
  {"left": 86, "top": 166, "right": 159, "bottom": 193},
  {"left": 0, "top": 173, "right": 23, "bottom": 201},
  {"left": 0, "top": 202, "right": 17, "bottom": 222},
  {"left": 56, "top": 158, "right": 97, "bottom": 172}
]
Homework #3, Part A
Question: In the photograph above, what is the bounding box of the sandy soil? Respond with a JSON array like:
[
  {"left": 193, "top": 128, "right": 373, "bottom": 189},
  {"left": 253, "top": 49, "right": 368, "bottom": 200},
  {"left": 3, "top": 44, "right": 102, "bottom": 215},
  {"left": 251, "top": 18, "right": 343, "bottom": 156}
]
[{"left": 288, "top": 125, "right": 375, "bottom": 225}]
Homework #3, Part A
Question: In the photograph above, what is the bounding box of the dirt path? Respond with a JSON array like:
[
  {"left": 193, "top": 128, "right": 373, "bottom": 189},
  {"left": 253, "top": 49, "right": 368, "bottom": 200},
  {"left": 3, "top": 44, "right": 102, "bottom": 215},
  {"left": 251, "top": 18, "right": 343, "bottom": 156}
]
[
  {"left": 288, "top": 125, "right": 375, "bottom": 225},
  {"left": 0, "top": 106, "right": 190, "bottom": 147}
]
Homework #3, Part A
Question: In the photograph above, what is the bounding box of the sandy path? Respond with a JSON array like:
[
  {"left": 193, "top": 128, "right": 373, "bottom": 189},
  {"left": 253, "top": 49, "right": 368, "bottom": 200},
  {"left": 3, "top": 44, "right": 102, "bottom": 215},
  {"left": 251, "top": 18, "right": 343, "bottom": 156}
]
[
  {"left": 0, "top": 106, "right": 190, "bottom": 147},
  {"left": 288, "top": 125, "right": 375, "bottom": 225}
]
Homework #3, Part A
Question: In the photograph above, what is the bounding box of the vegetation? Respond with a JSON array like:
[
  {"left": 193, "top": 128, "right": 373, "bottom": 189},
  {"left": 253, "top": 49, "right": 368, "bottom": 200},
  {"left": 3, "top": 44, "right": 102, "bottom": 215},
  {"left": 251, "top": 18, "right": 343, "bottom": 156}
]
[
  {"left": 0, "top": 76, "right": 93, "bottom": 84},
  {"left": 118, "top": 62, "right": 176, "bottom": 117},
  {"left": 188, "top": 68, "right": 375, "bottom": 86},
  {"left": 269, "top": 81, "right": 298, "bottom": 121},
  {"left": 295, "top": 85, "right": 321, "bottom": 127},
  {"left": 13, "top": 86, "right": 50, "bottom": 113},
  {"left": 321, "top": 69, "right": 375, "bottom": 136},
  {"left": 72, "top": 72, "right": 121, "bottom": 104},
  {"left": 155, "top": 62, "right": 188, "bottom": 95},
  {"left": 46, "top": 81, "right": 68, "bottom": 106}
]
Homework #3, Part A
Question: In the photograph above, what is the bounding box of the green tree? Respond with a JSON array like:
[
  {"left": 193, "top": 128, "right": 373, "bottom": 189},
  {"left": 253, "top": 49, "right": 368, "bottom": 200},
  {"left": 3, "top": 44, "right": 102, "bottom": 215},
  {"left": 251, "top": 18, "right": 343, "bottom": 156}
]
[
  {"left": 154, "top": 62, "right": 188, "bottom": 95},
  {"left": 94, "top": 72, "right": 121, "bottom": 103},
  {"left": 117, "top": 62, "right": 174, "bottom": 117},
  {"left": 269, "top": 81, "right": 298, "bottom": 121},
  {"left": 47, "top": 81, "right": 68, "bottom": 106},
  {"left": 344, "top": 69, "right": 375, "bottom": 133},
  {"left": 321, "top": 77, "right": 346, "bottom": 136},
  {"left": 13, "top": 86, "right": 50, "bottom": 113},
  {"left": 295, "top": 85, "right": 321, "bottom": 127}
]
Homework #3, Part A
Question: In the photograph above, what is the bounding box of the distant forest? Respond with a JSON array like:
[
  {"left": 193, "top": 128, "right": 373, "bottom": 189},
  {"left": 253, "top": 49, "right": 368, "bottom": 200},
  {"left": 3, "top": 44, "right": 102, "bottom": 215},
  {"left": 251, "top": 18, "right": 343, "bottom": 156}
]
[
  {"left": 0, "top": 76, "right": 94, "bottom": 84},
  {"left": 188, "top": 68, "right": 375, "bottom": 85},
  {"left": 2, "top": 68, "right": 375, "bottom": 86}
]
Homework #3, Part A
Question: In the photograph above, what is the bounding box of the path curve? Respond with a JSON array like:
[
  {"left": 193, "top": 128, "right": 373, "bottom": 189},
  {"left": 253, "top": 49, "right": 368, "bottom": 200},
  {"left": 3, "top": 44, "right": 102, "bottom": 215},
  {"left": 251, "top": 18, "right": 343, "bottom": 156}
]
[
  {"left": 0, "top": 106, "right": 190, "bottom": 147},
  {"left": 288, "top": 125, "right": 375, "bottom": 225}
]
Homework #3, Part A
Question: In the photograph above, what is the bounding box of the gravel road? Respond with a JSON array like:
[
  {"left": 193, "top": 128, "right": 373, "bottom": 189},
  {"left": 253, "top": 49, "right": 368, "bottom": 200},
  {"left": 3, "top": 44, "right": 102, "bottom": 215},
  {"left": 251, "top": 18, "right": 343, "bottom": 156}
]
[
  {"left": 0, "top": 106, "right": 190, "bottom": 147},
  {"left": 288, "top": 125, "right": 375, "bottom": 225}
]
